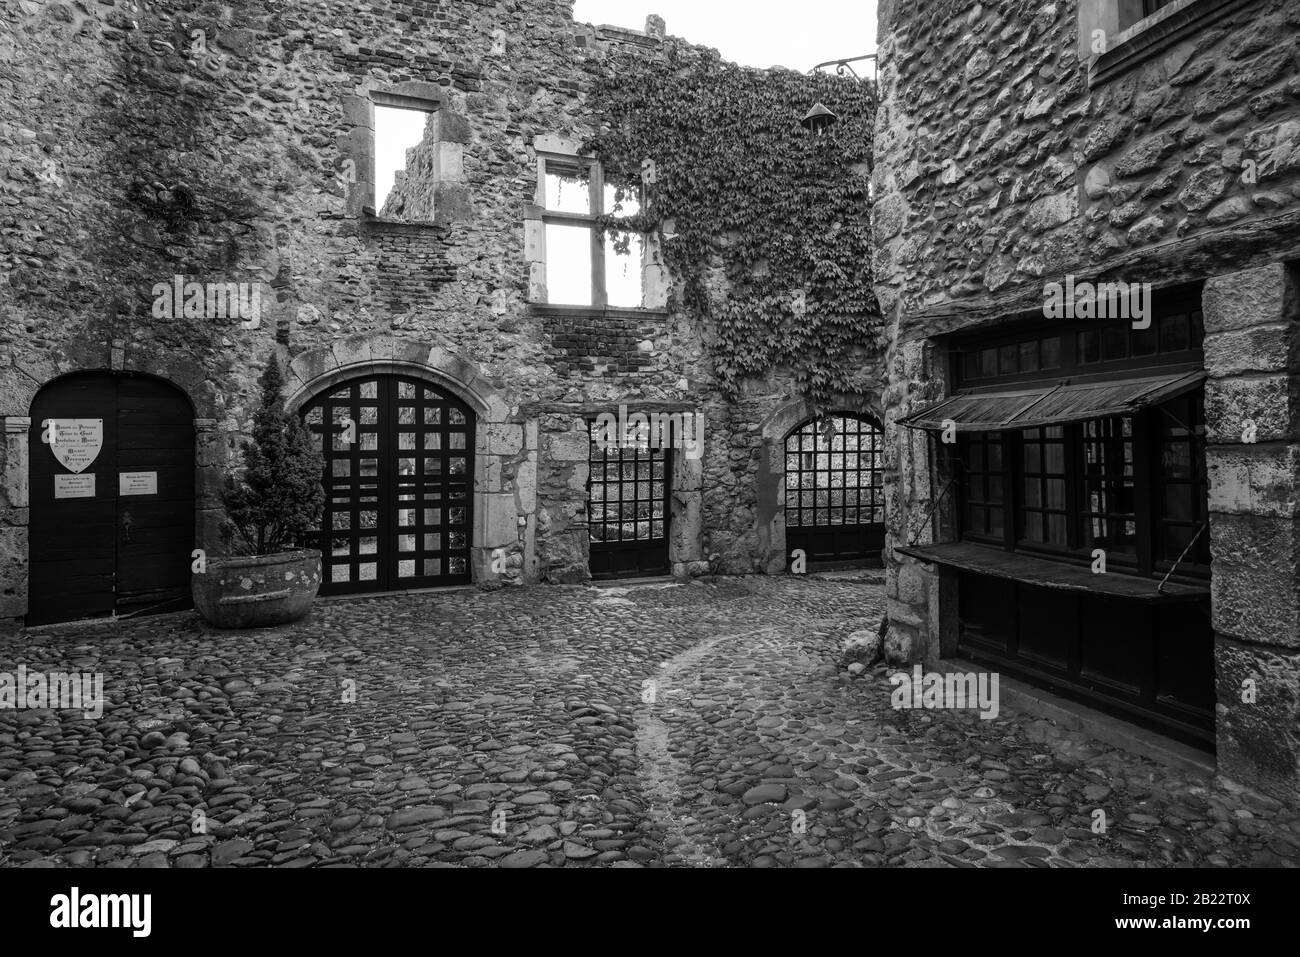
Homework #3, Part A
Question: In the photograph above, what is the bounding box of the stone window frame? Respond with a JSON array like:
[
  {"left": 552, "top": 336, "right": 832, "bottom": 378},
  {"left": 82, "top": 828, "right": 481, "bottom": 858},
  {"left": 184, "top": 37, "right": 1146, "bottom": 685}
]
[
  {"left": 525, "top": 134, "right": 668, "bottom": 313},
  {"left": 342, "top": 81, "right": 469, "bottom": 225},
  {"left": 1083, "top": 0, "right": 1252, "bottom": 87}
]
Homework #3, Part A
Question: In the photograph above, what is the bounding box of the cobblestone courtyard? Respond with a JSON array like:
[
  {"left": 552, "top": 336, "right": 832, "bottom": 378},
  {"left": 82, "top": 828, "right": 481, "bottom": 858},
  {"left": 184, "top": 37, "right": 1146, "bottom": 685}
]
[{"left": 1, "top": 576, "right": 1297, "bottom": 868}]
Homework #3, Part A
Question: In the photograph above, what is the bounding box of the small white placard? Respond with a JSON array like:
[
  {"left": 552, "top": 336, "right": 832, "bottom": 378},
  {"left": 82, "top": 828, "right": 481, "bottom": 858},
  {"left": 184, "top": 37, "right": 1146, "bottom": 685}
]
[
  {"left": 55, "top": 474, "right": 96, "bottom": 499},
  {"left": 119, "top": 472, "right": 158, "bottom": 496}
]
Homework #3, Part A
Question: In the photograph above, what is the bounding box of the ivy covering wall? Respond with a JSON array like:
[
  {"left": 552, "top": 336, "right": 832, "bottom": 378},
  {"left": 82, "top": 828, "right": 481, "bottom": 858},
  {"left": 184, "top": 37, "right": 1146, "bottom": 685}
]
[{"left": 588, "top": 43, "right": 880, "bottom": 407}]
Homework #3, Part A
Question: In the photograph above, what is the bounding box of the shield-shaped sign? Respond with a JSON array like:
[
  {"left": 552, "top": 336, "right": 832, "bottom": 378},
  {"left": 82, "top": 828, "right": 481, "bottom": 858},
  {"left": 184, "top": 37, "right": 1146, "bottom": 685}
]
[{"left": 44, "top": 419, "right": 104, "bottom": 474}]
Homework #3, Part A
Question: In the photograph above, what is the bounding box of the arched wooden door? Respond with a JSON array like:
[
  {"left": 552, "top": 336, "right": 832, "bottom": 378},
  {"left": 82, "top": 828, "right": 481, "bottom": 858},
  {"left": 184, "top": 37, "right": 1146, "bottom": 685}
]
[
  {"left": 785, "top": 412, "right": 886, "bottom": 567},
  {"left": 28, "top": 373, "right": 195, "bottom": 625},
  {"left": 302, "top": 375, "right": 474, "bottom": 595}
]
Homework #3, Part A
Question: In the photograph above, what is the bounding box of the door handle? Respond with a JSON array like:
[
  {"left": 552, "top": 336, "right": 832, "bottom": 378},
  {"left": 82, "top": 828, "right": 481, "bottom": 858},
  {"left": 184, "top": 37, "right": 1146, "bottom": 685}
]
[{"left": 121, "top": 510, "right": 133, "bottom": 543}]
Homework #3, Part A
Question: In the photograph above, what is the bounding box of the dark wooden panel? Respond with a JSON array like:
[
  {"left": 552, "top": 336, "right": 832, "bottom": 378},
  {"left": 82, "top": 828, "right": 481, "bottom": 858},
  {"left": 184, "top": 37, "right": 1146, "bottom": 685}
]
[
  {"left": 956, "top": 570, "right": 1214, "bottom": 750},
  {"left": 115, "top": 377, "right": 195, "bottom": 614},
  {"left": 28, "top": 375, "right": 118, "bottom": 625}
]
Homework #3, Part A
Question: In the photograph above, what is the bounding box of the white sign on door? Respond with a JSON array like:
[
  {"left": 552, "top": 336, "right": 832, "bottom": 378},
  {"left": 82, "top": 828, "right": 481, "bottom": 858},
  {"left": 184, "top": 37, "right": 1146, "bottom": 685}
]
[
  {"left": 119, "top": 472, "right": 158, "bottom": 496},
  {"left": 44, "top": 419, "right": 104, "bottom": 474},
  {"left": 54, "top": 474, "right": 96, "bottom": 499}
]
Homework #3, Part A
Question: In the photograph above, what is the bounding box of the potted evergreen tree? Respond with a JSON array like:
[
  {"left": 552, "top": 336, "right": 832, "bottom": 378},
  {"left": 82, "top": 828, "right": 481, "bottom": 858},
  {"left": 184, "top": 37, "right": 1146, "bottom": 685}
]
[{"left": 193, "top": 356, "right": 325, "bottom": 628}]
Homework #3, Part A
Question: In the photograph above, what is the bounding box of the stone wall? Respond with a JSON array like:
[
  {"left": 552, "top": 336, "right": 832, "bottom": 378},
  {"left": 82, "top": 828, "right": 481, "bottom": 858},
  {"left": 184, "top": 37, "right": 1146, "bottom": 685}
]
[
  {"left": 874, "top": 0, "right": 1300, "bottom": 801},
  {"left": 874, "top": 0, "right": 1300, "bottom": 324},
  {"left": 0, "top": 0, "right": 880, "bottom": 625}
]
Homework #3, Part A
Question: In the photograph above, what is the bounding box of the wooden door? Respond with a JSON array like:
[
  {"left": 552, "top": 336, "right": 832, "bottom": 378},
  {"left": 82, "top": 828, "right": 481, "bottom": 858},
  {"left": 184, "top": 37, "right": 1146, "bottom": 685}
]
[
  {"left": 588, "top": 421, "right": 672, "bottom": 580},
  {"left": 28, "top": 373, "right": 195, "bottom": 625}
]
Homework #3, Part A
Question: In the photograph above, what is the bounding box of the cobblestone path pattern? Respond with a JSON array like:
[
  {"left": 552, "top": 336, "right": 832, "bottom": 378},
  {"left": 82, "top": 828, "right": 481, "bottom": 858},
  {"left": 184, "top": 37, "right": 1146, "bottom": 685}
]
[{"left": 2, "top": 578, "right": 1298, "bottom": 868}]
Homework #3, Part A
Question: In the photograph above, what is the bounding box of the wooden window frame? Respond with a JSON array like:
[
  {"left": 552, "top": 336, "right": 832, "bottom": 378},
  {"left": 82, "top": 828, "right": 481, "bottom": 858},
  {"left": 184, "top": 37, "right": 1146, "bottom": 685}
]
[{"left": 537, "top": 154, "right": 646, "bottom": 309}]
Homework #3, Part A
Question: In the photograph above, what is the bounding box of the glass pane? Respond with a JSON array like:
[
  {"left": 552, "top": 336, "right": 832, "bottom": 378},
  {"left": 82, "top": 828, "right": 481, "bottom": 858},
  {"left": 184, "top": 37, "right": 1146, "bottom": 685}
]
[
  {"left": 1040, "top": 337, "right": 1061, "bottom": 369},
  {"left": 1102, "top": 325, "right": 1127, "bottom": 361},
  {"left": 545, "top": 159, "right": 591, "bottom": 214},
  {"left": 543, "top": 222, "right": 595, "bottom": 304},
  {"left": 398, "top": 535, "right": 415, "bottom": 552},
  {"left": 359, "top": 536, "right": 378, "bottom": 555},
  {"left": 423, "top": 559, "right": 442, "bottom": 576},
  {"left": 1024, "top": 442, "right": 1041, "bottom": 474},
  {"left": 360, "top": 381, "right": 378, "bottom": 399},
  {"left": 1078, "top": 330, "right": 1100, "bottom": 364},
  {"left": 1046, "top": 479, "right": 1066, "bottom": 509},
  {"left": 606, "top": 232, "right": 644, "bottom": 308},
  {"left": 331, "top": 565, "right": 350, "bottom": 584},
  {"left": 398, "top": 560, "right": 416, "bottom": 579},
  {"left": 424, "top": 407, "right": 442, "bottom": 425},
  {"left": 1019, "top": 340, "right": 1039, "bottom": 373},
  {"left": 1161, "top": 313, "right": 1190, "bottom": 352},
  {"left": 604, "top": 183, "right": 640, "bottom": 216},
  {"left": 1023, "top": 480, "right": 1041, "bottom": 508},
  {"left": 999, "top": 344, "right": 1017, "bottom": 375},
  {"left": 1164, "top": 485, "right": 1193, "bottom": 521},
  {"left": 359, "top": 563, "right": 378, "bottom": 581},
  {"left": 1047, "top": 513, "right": 1067, "bottom": 545}
]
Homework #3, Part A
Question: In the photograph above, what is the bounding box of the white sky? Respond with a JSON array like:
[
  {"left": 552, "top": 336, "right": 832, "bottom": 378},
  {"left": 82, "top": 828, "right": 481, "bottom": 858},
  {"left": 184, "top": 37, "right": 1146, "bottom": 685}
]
[{"left": 572, "top": 0, "right": 877, "bottom": 72}]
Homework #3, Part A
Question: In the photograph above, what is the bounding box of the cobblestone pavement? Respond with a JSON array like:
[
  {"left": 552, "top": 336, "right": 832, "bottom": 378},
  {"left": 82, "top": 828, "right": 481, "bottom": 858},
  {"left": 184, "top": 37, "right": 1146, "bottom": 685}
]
[{"left": 2, "top": 576, "right": 1298, "bottom": 868}]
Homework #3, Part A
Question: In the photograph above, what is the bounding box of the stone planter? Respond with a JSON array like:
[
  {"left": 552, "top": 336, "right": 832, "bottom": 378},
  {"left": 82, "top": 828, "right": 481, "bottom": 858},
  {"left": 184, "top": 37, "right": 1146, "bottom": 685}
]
[{"left": 192, "top": 550, "right": 322, "bottom": 629}]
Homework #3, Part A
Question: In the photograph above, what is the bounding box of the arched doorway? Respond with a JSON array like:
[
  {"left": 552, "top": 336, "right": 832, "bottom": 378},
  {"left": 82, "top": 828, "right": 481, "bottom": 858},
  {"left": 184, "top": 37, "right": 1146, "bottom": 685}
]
[
  {"left": 28, "top": 372, "right": 196, "bottom": 625},
  {"left": 302, "top": 374, "right": 475, "bottom": 595},
  {"left": 784, "top": 412, "right": 886, "bottom": 567}
]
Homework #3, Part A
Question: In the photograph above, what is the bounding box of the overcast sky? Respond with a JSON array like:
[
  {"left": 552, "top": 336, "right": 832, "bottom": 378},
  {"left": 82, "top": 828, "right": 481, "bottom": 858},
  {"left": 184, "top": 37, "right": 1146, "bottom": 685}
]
[{"left": 571, "top": 0, "right": 877, "bottom": 73}]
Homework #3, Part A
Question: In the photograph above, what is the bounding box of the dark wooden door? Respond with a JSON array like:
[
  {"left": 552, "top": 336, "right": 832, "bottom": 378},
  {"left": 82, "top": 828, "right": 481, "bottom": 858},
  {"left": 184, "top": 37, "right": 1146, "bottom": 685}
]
[
  {"left": 303, "top": 375, "right": 474, "bottom": 596},
  {"left": 588, "top": 422, "right": 672, "bottom": 580},
  {"left": 28, "top": 373, "right": 195, "bottom": 626},
  {"left": 785, "top": 414, "right": 886, "bottom": 567}
]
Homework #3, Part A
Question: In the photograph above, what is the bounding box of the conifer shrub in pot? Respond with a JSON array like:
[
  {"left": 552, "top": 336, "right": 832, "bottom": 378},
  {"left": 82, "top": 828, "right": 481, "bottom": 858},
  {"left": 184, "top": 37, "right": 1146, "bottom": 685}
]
[{"left": 193, "top": 357, "right": 325, "bottom": 629}]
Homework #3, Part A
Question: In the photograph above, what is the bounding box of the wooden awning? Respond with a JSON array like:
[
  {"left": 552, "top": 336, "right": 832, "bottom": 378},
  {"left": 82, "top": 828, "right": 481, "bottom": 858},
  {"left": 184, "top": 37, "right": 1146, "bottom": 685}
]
[
  {"left": 899, "top": 371, "right": 1205, "bottom": 433},
  {"left": 895, "top": 542, "right": 1210, "bottom": 602}
]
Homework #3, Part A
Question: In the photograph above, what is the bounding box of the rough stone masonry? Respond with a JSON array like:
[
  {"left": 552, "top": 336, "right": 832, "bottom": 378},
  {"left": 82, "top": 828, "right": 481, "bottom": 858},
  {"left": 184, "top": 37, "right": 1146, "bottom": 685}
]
[
  {"left": 0, "top": 0, "right": 881, "bottom": 623},
  {"left": 873, "top": 0, "right": 1300, "bottom": 804}
]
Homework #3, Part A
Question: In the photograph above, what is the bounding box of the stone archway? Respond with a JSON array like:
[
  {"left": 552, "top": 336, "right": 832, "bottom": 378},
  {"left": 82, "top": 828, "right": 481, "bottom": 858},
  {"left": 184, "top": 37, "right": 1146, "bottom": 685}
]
[{"left": 283, "top": 336, "right": 521, "bottom": 586}]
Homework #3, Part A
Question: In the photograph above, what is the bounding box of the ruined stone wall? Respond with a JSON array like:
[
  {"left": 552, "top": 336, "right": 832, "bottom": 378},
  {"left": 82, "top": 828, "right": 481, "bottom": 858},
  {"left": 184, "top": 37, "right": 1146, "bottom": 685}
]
[
  {"left": 873, "top": 0, "right": 1300, "bottom": 802},
  {"left": 0, "top": 0, "right": 879, "bottom": 620}
]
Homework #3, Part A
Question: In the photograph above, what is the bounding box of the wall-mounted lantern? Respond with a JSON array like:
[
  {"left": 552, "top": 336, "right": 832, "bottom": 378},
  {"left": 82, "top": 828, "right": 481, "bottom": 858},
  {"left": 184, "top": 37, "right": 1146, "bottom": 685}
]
[{"left": 801, "top": 103, "right": 838, "bottom": 136}]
